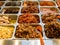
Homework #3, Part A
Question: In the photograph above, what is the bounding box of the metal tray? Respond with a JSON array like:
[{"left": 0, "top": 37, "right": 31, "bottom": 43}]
[
  {"left": 40, "top": 6, "right": 59, "bottom": 14},
  {"left": 0, "top": 0, "right": 60, "bottom": 45},
  {"left": 14, "top": 23, "right": 43, "bottom": 40},
  {"left": 0, "top": 25, "right": 15, "bottom": 40},
  {"left": 22, "top": 1, "right": 39, "bottom": 7},
  {"left": 5, "top": 1, "right": 21, "bottom": 7},
  {"left": 2, "top": 7, "right": 20, "bottom": 14},
  {"left": 39, "top": 1, "right": 57, "bottom": 7},
  {"left": 0, "top": 14, "right": 17, "bottom": 25},
  {"left": 18, "top": 14, "right": 40, "bottom": 23}
]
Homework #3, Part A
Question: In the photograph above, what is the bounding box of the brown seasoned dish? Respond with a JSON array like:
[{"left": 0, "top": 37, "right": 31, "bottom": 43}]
[
  {"left": 15, "top": 24, "right": 42, "bottom": 39},
  {"left": 18, "top": 13, "right": 40, "bottom": 23},
  {"left": 21, "top": 6, "right": 39, "bottom": 13},
  {"left": 42, "top": 14, "right": 60, "bottom": 24},
  {"left": 4, "top": 8, "right": 20, "bottom": 14},
  {"left": 40, "top": 7, "right": 58, "bottom": 14},
  {"left": 5, "top": 2, "right": 21, "bottom": 6},
  {"left": 44, "top": 21, "right": 60, "bottom": 38},
  {"left": 23, "top": 1, "right": 38, "bottom": 6},
  {"left": 40, "top": 1, "right": 55, "bottom": 6},
  {"left": 0, "top": 2, "right": 5, "bottom": 6}
]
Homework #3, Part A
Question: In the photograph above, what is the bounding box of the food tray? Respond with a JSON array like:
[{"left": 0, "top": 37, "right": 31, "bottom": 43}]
[
  {"left": 40, "top": 6, "right": 59, "bottom": 14},
  {"left": 41, "top": 13, "right": 60, "bottom": 24},
  {"left": 14, "top": 23, "right": 43, "bottom": 40},
  {"left": 39, "top": 1, "right": 57, "bottom": 7},
  {"left": 0, "top": 25, "right": 15, "bottom": 40},
  {"left": 22, "top": 1, "right": 39, "bottom": 7},
  {"left": 21, "top": 6, "right": 40, "bottom": 13},
  {"left": 0, "top": 0, "right": 60, "bottom": 45},
  {"left": 41, "top": 13, "right": 60, "bottom": 39},
  {"left": 5, "top": 1, "right": 21, "bottom": 7},
  {"left": 2, "top": 7, "right": 20, "bottom": 14},
  {"left": 0, "top": 14, "right": 17, "bottom": 25},
  {"left": 18, "top": 14, "right": 40, "bottom": 23}
]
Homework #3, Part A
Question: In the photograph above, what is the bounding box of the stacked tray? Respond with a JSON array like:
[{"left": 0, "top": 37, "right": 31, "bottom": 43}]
[{"left": 0, "top": 0, "right": 60, "bottom": 45}]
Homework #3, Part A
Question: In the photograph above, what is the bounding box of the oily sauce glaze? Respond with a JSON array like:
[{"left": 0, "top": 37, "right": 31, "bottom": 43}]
[
  {"left": 21, "top": 6, "right": 39, "bottom": 13},
  {"left": 44, "top": 21, "right": 60, "bottom": 38},
  {"left": 40, "top": 1, "right": 55, "bottom": 6},
  {"left": 18, "top": 13, "right": 40, "bottom": 23},
  {"left": 23, "top": 1, "right": 38, "bottom": 6},
  {"left": 42, "top": 14, "right": 60, "bottom": 24},
  {"left": 15, "top": 24, "right": 42, "bottom": 39},
  {"left": 5, "top": 2, "right": 21, "bottom": 6},
  {"left": 40, "top": 7, "right": 58, "bottom": 14},
  {"left": 4, "top": 8, "right": 19, "bottom": 14}
]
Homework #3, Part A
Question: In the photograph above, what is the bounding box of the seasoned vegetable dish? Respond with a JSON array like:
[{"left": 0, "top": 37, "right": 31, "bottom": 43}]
[
  {"left": 40, "top": 1, "right": 55, "bottom": 6},
  {"left": 18, "top": 13, "right": 40, "bottom": 23},
  {"left": 5, "top": 2, "right": 21, "bottom": 6},
  {"left": 4, "top": 8, "right": 19, "bottom": 14},
  {"left": 45, "top": 21, "right": 60, "bottom": 38},
  {"left": 42, "top": 14, "right": 60, "bottom": 24},
  {"left": 40, "top": 7, "right": 58, "bottom": 14},
  {"left": 23, "top": 1, "right": 38, "bottom": 6},
  {"left": 21, "top": 6, "right": 39, "bottom": 13},
  {"left": 15, "top": 24, "right": 42, "bottom": 39}
]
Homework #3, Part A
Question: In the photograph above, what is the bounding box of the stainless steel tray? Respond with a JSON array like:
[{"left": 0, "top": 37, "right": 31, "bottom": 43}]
[{"left": 0, "top": 0, "right": 60, "bottom": 45}]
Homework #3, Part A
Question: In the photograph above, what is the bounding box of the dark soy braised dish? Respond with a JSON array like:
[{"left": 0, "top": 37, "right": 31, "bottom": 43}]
[
  {"left": 4, "top": 8, "right": 20, "bottom": 14},
  {"left": 42, "top": 14, "right": 60, "bottom": 38},
  {"left": 15, "top": 24, "right": 42, "bottom": 39},
  {"left": 42, "top": 14, "right": 60, "bottom": 24},
  {"left": 18, "top": 13, "right": 40, "bottom": 23},
  {"left": 5, "top": 2, "right": 21, "bottom": 6},
  {"left": 40, "top": 7, "right": 59, "bottom": 14},
  {"left": 23, "top": 1, "right": 38, "bottom": 6},
  {"left": 21, "top": 6, "right": 39, "bottom": 13},
  {"left": 44, "top": 21, "right": 60, "bottom": 38}
]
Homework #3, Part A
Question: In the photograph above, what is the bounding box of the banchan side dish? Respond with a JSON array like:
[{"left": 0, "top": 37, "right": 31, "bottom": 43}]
[{"left": 0, "top": 0, "right": 60, "bottom": 45}]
